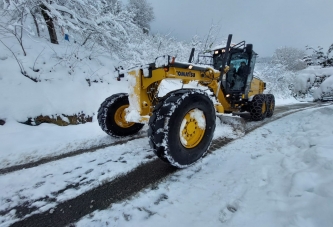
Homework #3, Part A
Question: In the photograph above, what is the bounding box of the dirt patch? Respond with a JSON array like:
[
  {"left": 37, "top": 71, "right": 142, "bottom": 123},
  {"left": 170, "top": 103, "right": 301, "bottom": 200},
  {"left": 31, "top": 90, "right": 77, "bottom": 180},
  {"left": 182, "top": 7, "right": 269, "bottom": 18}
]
[{"left": 22, "top": 113, "right": 93, "bottom": 126}]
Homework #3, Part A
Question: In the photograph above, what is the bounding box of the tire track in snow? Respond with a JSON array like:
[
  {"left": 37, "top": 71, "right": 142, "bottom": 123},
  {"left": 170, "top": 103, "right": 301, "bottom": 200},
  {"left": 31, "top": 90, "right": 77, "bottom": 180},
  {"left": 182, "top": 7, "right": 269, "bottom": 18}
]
[
  {"left": 9, "top": 159, "right": 177, "bottom": 227},
  {"left": 0, "top": 134, "right": 146, "bottom": 175},
  {"left": 0, "top": 139, "right": 154, "bottom": 225},
  {"left": 8, "top": 102, "right": 330, "bottom": 227}
]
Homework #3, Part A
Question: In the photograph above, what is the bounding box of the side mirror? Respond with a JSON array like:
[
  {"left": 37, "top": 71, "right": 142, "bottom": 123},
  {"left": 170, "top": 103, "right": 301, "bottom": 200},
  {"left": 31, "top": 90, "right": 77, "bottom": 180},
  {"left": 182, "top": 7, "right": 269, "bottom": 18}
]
[{"left": 245, "top": 44, "right": 253, "bottom": 54}]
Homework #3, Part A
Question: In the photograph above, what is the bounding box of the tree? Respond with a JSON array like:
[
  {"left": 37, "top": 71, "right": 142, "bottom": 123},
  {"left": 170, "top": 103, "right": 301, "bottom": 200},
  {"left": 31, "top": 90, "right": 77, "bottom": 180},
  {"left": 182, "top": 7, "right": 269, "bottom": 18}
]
[
  {"left": 126, "top": 0, "right": 154, "bottom": 32},
  {"left": 1, "top": 0, "right": 58, "bottom": 44},
  {"left": 40, "top": 2, "right": 58, "bottom": 44},
  {"left": 101, "top": 0, "right": 123, "bottom": 15},
  {"left": 255, "top": 61, "right": 296, "bottom": 98},
  {"left": 272, "top": 47, "right": 307, "bottom": 71},
  {"left": 304, "top": 45, "right": 333, "bottom": 68},
  {"left": 32, "top": 0, "right": 138, "bottom": 55},
  {"left": 323, "top": 44, "right": 333, "bottom": 67},
  {"left": 0, "top": 0, "right": 30, "bottom": 55},
  {"left": 303, "top": 46, "right": 326, "bottom": 66}
]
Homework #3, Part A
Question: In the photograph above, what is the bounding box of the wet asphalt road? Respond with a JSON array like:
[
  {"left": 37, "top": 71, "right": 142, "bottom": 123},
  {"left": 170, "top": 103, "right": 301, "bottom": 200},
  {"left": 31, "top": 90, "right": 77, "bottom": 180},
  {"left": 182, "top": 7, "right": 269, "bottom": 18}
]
[{"left": 7, "top": 102, "right": 331, "bottom": 227}]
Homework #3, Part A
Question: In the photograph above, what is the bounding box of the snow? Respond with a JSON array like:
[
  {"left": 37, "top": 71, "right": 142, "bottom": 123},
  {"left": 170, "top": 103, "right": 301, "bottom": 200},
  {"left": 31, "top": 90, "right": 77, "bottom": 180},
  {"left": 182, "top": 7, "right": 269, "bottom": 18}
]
[
  {"left": 275, "top": 97, "right": 301, "bottom": 106},
  {"left": 75, "top": 105, "right": 333, "bottom": 227},
  {"left": 0, "top": 117, "right": 146, "bottom": 169},
  {"left": 179, "top": 119, "right": 188, "bottom": 146},
  {"left": 1, "top": 48, "right": 332, "bottom": 226},
  {"left": 313, "top": 75, "right": 333, "bottom": 100},
  {"left": 155, "top": 55, "right": 170, "bottom": 68},
  {"left": 189, "top": 108, "right": 206, "bottom": 129},
  {"left": 0, "top": 35, "right": 121, "bottom": 122},
  {"left": 298, "top": 66, "right": 333, "bottom": 76},
  {"left": 142, "top": 65, "right": 150, "bottom": 78},
  {"left": 1, "top": 14, "right": 332, "bottom": 227},
  {"left": 0, "top": 135, "right": 153, "bottom": 225},
  {"left": 211, "top": 44, "right": 226, "bottom": 51},
  {"left": 125, "top": 69, "right": 142, "bottom": 123},
  {"left": 294, "top": 66, "right": 333, "bottom": 99}
]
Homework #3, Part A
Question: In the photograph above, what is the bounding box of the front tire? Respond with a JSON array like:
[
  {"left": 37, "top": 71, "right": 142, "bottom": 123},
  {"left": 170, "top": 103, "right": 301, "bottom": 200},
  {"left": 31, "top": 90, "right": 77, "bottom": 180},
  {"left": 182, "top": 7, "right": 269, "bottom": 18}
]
[
  {"left": 97, "top": 93, "right": 144, "bottom": 137},
  {"left": 249, "top": 94, "right": 267, "bottom": 121},
  {"left": 148, "top": 89, "right": 216, "bottom": 168}
]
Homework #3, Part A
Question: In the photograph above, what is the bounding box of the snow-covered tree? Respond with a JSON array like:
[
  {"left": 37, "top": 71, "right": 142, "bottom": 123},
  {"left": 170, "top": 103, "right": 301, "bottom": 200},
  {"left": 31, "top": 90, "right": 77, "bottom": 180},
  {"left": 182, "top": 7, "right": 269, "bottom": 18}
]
[
  {"left": 101, "top": 0, "right": 123, "bottom": 15},
  {"left": 303, "top": 46, "right": 326, "bottom": 66},
  {"left": 1, "top": 0, "right": 146, "bottom": 56},
  {"left": 272, "top": 46, "right": 307, "bottom": 71},
  {"left": 326, "top": 44, "right": 333, "bottom": 67},
  {"left": 303, "top": 45, "right": 333, "bottom": 68},
  {"left": 255, "top": 61, "right": 296, "bottom": 98},
  {"left": 1, "top": 0, "right": 31, "bottom": 54},
  {"left": 126, "top": 0, "right": 154, "bottom": 33},
  {"left": 322, "top": 44, "right": 333, "bottom": 67}
]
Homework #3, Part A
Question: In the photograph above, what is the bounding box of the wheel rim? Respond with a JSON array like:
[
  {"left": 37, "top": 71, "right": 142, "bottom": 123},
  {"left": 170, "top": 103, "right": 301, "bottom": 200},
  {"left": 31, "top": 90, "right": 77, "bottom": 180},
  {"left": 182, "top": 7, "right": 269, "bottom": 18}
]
[
  {"left": 262, "top": 102, "right": 267, "bottom": 114},
  {"left": 179, "top": 109, "right": 206, "bottom": 148},
  {"left": 114, "top": 105, "right": 135, "bottom": 128}
]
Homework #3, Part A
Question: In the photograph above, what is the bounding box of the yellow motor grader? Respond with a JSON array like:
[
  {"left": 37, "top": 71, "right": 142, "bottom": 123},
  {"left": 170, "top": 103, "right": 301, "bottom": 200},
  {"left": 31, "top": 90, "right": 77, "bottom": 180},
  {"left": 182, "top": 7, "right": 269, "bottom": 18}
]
[{"left": 97, "top": 34, "right": 275, "bottom": 168}]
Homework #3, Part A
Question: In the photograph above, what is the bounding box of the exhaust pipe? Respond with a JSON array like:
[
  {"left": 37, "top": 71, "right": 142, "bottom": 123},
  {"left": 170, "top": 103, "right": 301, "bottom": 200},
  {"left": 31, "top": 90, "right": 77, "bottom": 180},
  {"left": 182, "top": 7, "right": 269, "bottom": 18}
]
[{"left": 188, "top": 48, "right": 195, "bottom": 63}]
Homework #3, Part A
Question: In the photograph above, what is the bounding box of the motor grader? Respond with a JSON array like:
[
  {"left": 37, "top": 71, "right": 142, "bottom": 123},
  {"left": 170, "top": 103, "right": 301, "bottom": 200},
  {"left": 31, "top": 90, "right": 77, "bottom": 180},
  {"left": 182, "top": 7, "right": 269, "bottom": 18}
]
[{"left": 97, "top": 34, "right": 275, "bottom": 168}]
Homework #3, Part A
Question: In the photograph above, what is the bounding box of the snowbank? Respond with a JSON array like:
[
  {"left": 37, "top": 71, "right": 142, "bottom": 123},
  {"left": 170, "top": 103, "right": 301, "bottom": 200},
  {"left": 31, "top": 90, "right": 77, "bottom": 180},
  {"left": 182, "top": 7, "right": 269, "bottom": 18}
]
[
  {"left": 313, "top": 75, "right": 333, "bottom": 100},
  {"left": 0, "top": 36, "right": 123, "bottom": 122},
  {"left": 294, "top": 66, "right": 333, "bottom": 99}
]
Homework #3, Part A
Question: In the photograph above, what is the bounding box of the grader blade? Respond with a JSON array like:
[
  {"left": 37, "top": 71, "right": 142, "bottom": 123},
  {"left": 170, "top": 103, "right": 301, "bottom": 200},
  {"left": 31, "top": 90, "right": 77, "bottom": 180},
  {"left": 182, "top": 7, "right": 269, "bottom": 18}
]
[{"left": 216, "top": 113, "right": 247, "bottom": 134}]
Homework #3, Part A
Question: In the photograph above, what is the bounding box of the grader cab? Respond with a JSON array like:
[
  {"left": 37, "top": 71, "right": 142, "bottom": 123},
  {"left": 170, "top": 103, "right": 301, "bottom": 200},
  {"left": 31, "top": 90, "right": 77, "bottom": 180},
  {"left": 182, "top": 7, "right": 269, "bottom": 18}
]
[{"left": 97, "top": 34, "right": 275, "bottom": 168}]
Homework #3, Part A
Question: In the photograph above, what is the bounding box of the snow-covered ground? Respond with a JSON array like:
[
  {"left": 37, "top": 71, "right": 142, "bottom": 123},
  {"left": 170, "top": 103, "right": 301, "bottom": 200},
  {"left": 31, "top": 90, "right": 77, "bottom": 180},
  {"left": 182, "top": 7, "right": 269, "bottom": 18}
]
[
  {"left": 0, "top": 109, "right": 243, "bottom": 225},
  {"left": 0, "top": 76, "right": 306, "bottom": 225},
  {"left": 1, "top": 22, "right": 333, "bottom": 227},
  {"left": 75, "top": 105, "right": 333, "bottom": 227}
]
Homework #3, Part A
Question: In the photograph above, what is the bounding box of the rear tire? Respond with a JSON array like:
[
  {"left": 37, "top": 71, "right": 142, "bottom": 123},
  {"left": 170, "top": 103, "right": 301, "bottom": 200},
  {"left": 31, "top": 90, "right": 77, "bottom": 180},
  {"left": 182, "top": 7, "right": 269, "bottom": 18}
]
[
  {"left": 148, "top": 89, "right": 216, "bottom": 168},
  {"left": 249, "top": 94, "right": 267, "bottom": 121},
  {"left": 97, "top": 93, "right": 144, "bottom": 137},
  {"left": 266, "top": 94, "right": 275, "bottom": 118}
]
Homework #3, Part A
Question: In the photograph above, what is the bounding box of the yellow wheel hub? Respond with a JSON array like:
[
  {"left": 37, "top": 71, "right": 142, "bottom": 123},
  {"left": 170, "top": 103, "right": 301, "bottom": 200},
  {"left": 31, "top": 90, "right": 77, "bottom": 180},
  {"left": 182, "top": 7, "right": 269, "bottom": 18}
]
[
  {"left": 114, "top": 105, "right": 135, "bottom": 128},
  {"left": 262, "top": 102, "right": 266, "bottom": 114},
  {"left": 179, "top": 109, "right": 206, "bottom": 148}
]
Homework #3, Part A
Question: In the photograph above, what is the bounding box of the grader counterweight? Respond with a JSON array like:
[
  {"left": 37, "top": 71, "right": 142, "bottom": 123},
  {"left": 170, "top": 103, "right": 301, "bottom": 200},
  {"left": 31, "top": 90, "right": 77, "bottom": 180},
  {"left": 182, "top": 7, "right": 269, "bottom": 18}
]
[{"left": 97, "top": 34, "right": 275, "bottom": 168}]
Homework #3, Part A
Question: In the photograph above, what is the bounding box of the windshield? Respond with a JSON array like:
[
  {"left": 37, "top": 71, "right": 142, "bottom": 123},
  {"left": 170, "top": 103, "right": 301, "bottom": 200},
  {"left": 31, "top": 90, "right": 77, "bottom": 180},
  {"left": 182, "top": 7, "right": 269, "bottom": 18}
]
[
  {"left": 225, "top": 52, "right": 250, "bottom": 92},
  {"left": 229, "top": 52, "right": 249, "bottom": 72}
]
